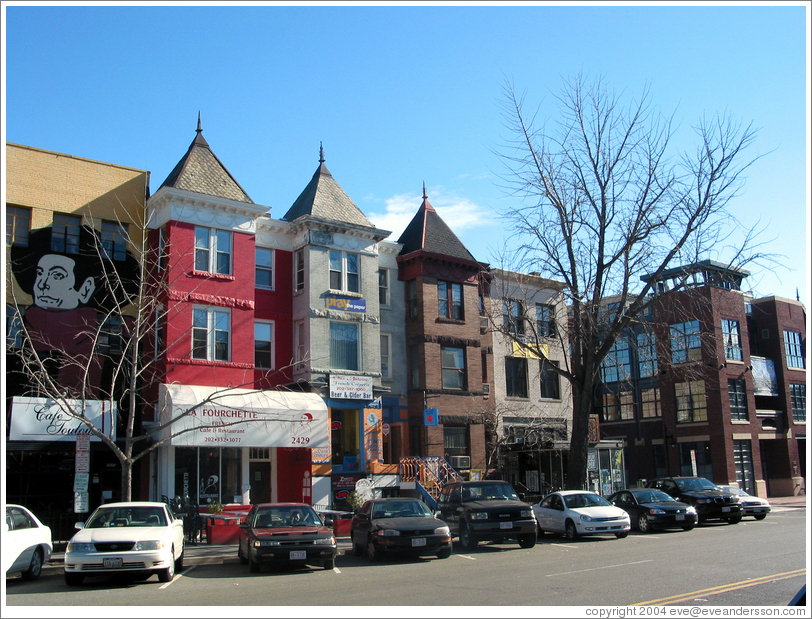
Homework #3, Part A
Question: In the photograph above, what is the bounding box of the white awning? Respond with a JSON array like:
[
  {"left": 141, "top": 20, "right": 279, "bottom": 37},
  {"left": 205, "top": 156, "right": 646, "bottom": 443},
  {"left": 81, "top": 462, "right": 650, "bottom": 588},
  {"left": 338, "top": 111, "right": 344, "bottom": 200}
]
[{"left": 159, "top": 384, "right": 328, "bottom": 448}]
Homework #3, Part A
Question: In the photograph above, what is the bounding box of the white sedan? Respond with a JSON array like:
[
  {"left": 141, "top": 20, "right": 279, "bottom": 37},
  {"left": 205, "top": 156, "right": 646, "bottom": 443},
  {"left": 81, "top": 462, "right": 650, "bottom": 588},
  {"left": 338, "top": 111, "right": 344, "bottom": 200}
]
[
  {"left": 4, "top": 504, "right": 53, "bottom": 580},
  {"left": 716, "top": 486, "right": 772, "bottom": 520},
  {"left": 533, "top": 490, "right": 631, "bottom": 540},
  {"left": 64, "top": 501, "right": 184, "bottom": 586}
]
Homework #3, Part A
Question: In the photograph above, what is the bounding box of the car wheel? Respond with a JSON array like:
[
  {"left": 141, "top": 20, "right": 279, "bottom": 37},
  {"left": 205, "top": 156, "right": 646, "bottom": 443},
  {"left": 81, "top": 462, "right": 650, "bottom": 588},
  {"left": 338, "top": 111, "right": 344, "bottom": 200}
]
[
  {"left": 637, "top": 513, "right": 651, "bottom": 533},
  {"left": 565, "top": 520, "right": 579, "bottom": 541},
  {"left": 351, "top": 533, "right": 363, "bottom": 557},
  {"left": 460, "top": 523, "right": 478, "bottom": 550},
  {"left": 249, "top": 551, "right": 261, "bottom": 573},
  {"left": 21, "top": 547, "right": 44, "bottom": 581},
  {"left": 436, "top": 547, "right": 452, "bottom": 559},
  {"left": 366, "top": 536, "right": 381, "bottom": 562},
  {"left": 727, "top": 516, "right": 742, "bottom": 525},
  {"left": 64, "top": 572, "right": 84, "bottom": 587},
  {"left": 518, "top": 532, "right": 536, "bottom": 548},
  {"left": 175, "top": 547, "right": 184, "bottom": 573},
  {"left": 682, "top": 524, "right": 695, "bottom": 531},
  {"left": 323, "top": 559, "right": 335, "bottom": 570},
  {"left": 536, "top": 524, "right": 546, "bottom": 537},
  {"left": 157, "top": 549, "right": 175, "bottom": 582},
  {"left": 754, "top": 514, "right": 767, "bottom": 521},
  {"left": 615, "top": 531, "right": 628, "bottom": 539}
]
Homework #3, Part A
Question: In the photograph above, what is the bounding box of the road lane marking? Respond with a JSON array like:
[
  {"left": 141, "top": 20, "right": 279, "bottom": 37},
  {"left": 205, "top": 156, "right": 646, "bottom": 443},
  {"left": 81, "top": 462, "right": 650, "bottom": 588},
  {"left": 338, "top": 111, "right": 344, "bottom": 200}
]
[
  {"left": 633, "top": 569, "right": 807, "bottom": 605},
  {"left": 550, "top": 543, "right": 576, "bottom": 548},
  {"left": 456, "top": 554, "right": 477, "bottom": 560},
  {"left": 546, "top": 559, "right": 652, "bottom": 577},
  {"left": 159, "top": 565, "right": 195, "bottom": 589}
]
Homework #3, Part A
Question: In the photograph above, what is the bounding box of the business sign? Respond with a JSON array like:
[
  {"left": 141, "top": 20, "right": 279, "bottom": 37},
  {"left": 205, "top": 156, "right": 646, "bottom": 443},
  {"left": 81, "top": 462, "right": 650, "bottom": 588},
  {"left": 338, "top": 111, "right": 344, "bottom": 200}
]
[
  {"left": 325, "top": 295, "right": 366, "bottom": 313},
  {"left": 10, "top": 397, "right": 116, "bottom": 442},
  {"left": 424, "top": 408, "right": 439, "bottom": 427},
  {"left": 330, "top": 375, "right": 373, "bottom": 400}
]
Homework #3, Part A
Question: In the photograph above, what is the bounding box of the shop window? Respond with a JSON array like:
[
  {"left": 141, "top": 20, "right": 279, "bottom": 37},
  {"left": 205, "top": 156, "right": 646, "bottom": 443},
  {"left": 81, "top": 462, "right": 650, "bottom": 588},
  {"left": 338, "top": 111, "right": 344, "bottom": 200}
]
[
  {"left": 195, "top": 226, "right": 232, "bottom": 275},
  {"left": 678, "top": 441, "right": 712, "bottom": 478},
  {"left": 174, "top": 447, "right": 242, "bottom": 506},
  {"left": 331, "top": 409, "right": 360, "bottom": 467}
]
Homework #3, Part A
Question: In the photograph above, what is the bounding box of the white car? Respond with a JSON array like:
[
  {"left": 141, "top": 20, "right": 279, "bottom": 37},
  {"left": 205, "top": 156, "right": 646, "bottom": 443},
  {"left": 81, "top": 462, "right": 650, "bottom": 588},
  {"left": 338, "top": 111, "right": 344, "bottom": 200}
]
[
  {"left": 716, "top": 486, "right": 772, "bottom": 520},
  {"left": 64, "top": 501, "right": 185, "bottom": 586},
  {"left": 533, "top": 490, "right": 631, "bottom": 540},
  {"left": 4, "top": 504, "right": 53, "bottom": 580}
]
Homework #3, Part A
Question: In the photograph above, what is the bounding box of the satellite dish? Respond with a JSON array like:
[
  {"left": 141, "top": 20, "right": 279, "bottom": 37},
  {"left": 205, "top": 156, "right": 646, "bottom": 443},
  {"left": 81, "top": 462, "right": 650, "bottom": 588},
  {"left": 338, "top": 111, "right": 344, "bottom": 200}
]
[{"left": 355, "top": 478, "right": 374, "bottom": 502}]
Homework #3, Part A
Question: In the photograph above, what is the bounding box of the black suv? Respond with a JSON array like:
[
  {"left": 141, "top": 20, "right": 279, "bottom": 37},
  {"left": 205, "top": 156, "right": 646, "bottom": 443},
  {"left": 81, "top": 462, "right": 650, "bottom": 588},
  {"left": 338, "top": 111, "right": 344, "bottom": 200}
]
[
  {"left": 435, "top": 480, "right": 537, "bottom": 549},
  {"left": 646, "top": 477, "right": 742, "bottom": 524}
]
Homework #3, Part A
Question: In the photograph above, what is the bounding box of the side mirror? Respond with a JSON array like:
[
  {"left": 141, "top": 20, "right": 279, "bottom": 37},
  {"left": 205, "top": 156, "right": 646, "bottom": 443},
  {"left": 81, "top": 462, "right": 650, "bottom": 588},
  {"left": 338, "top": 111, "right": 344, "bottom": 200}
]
[
  {"left": 356, "top": 513, "right": 370, "bottom": 521},
  {"left": 75, "top": 522, "right": 85, "bottom": 530},
  {"left": 239, "top": 522, "right": 249, "bottom": 529}
]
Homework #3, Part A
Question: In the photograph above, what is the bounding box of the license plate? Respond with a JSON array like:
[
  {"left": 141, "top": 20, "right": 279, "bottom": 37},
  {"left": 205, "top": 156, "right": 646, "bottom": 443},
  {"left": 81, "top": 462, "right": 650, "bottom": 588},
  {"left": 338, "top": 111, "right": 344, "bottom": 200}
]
[
  {"left": 500, "top": 522, "right": 512, "bottom": 530},
  {"left": 411, "top": 538, "right": 426, "bottom": 547},
  {"left": 676, "top": 514, "right": 685, "bottom": 521},
  {"left": 722, "top": 507, "right": 731, "bottom": 512},
  {"left": 290, "top": 551, "right": 306, "bottom": 560},
  {"left": 103, "top": 558, "right": 123, "bottom": 569}
]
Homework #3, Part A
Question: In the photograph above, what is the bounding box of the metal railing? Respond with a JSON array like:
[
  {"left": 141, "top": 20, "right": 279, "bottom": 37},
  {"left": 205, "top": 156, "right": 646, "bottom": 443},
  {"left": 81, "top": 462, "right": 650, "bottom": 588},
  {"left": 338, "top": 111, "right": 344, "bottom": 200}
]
[{"left": 399, "top": 456, "right": 463, "bottom": 503}]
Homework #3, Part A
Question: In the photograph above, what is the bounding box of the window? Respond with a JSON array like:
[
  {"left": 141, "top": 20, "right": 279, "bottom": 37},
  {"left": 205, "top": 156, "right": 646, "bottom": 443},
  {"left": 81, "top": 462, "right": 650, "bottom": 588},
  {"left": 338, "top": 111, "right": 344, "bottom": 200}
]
[
  {"left": 378, "top": 269, "right": 389, "bottom": 306},
  {"left": 637, "top": 331, "right": 658, "bottom": 377},
  {"left": 195, "top": 226, "right": 232, "bottom": 275},
  {"left": 438, "top": 281, "right": 463, "bottom": 320},
  {"left": 52, "top": 213, "right": 81, "bottom": 254},
  {"left": 155, "top": 305, "right": 165, "bottom": 358},
  {"left": 380, "top": 333, "right": 391, "bottom": 379},
  {"left": 294, "top": 322, "right": 305, "bottom": 368},
  {"left": 722, "top": 319, "right": 743, "bottom": 361},
  {"left": 790, "top": 384, "right": 806, "bottom": 422},
  {"left": 192, "top": 307, "right": 230, "bottom": 361},
  {"left": 6, "top": 206, "right": 31, "bottom": 246},
  {"left": 98, "top": 314, "right": 124, "bottom": 355},
  {"left": 409, "top": 345, "right": 420, "bottom": 389},
  {"left": 294, "top": 249, "right": 305, "bottom": 291},
  {"left": 441, "top": 346, "right": 465, "bottom": 390},
  {"left": 330, "top": 321, "right": 359, "bottom": 370},
  {"left": 601, "top": 391, "right": 634, "bottom": 421},
  {"left": 641, "top": 388, "right": 661, "bottom": 418},
  {"left": 444, "top": 426, "right": 469, "bottom": 456},
  {"left": 254, "top": 322, "right": 274, "bottom": 369},
  {"left": 6, "top": 305, "right": 24, "bottom": 349},
  {"left": 505, "top": 357, "right": 528, "bottom": 398},
  {"left": 256, "top": 248, "right": 274, "bottom": 289},
  {"left": 670, "top": 320, "right": 702, "bottom": 364},
  {"left": 679, "top": 441, "right": 712, "bottom": 478},
  {"left": 601, "top": 338, "right": 631, "bottom": 383},
  {"left": 407, "top": 280, "right": 418, "bottom": 318},
  {"left": 503, "top": 299, "right": 525, "bottom": 335},
  {"left": 158, "top": 226, "right": 168, "bottom": 272},
  {"left": 675, "top": 380, "right": 708, "bottom": 423},
  {"left": 536, "top": 304, "right": 556, "bottom": 337},
  {"left": 101, "top": 220, "right": 128, "bottom": 261},
  {"left": 728, "top": 378, "right": 748, "bottom": 421},
  {"left": 784, "top": 330, "right": 805, "bottom": 368},
  {"left": 329, "top": 250, "right": 359, "bottom": 293},
  {"left": 540, "top": 359, "right": 560, "bottom": 399}
]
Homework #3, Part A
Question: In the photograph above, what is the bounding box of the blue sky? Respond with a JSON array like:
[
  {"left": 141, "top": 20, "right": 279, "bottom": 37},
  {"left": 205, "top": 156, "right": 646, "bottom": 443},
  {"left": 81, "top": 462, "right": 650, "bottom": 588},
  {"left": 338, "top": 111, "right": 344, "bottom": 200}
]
[{"left": 3, "top": 2, "right": 809, "bottom": 303}]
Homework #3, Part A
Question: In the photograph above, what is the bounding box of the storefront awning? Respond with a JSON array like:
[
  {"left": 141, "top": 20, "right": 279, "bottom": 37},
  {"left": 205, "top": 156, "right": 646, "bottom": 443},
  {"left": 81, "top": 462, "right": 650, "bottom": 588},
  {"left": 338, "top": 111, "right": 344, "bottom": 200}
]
[{"left": 159, "top": 384, "right": 328, "bottom": 448}]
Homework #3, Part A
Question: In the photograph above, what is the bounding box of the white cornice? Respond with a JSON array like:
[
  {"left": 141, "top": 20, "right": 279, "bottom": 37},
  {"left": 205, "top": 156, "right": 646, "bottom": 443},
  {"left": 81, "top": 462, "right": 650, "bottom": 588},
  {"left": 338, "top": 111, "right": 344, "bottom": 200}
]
[{"left": 148, "top": 187, "right": 270, "bottom": 231}]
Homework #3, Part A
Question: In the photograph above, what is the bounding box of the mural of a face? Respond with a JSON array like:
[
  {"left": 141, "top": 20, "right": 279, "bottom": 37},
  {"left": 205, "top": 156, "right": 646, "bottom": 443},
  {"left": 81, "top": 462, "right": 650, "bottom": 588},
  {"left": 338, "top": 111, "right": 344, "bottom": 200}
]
[{"left": 34, "top": 254, "right": 96, "bottom": 310}]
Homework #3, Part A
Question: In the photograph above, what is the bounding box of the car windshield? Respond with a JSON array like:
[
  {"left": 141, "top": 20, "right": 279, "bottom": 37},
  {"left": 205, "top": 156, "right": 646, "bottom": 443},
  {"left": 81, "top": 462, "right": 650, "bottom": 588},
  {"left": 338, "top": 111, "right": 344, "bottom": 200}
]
[
  {"left": 462, "top": 483, "right": 518, "bottom": 501},
  {"left": 371, "top": 501, "right": 432, "bottom": 519},
  {"left": 253, "top": 506, "right": 321, "bottom": 528},
  {"left": 563, "top": 493, "right": 610, "bottom": 508},
  {"left": 675, "top": 478, "right": 718, "bottom": 491},
  {"left": 633, "top": 490, "right": 676, "bottom": 503},
  {"left": 85, "top": 506, "right": 167, "bottom": 528}
]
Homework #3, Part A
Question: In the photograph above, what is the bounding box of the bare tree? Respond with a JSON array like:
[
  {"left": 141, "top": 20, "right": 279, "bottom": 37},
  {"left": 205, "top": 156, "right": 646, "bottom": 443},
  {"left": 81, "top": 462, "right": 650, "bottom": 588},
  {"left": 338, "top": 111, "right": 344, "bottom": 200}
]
[
  {"left": 492, "top": 74, "right": 773, "bottom": 490},
  {"left": 8, "top": 204, "right": 308, "bottom": 502}
]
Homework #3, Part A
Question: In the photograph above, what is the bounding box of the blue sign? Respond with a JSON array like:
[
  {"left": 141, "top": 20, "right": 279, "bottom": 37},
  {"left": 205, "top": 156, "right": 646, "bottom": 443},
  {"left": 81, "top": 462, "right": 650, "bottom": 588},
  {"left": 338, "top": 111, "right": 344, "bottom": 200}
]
[
  {"left": 325, "top": 295, "right": 366, "bottom": 313},
  {"left": 424, "top": 408, "right": 439, "bottom": 427}
]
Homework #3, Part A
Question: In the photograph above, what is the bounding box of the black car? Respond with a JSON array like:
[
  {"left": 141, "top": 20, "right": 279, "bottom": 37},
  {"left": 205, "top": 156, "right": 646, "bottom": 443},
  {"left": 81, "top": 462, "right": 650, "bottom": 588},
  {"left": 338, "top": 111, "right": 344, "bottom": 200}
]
[
  {"left": 237, "top": 503, "right": 337, "bottom": 573},
  {"left": 350, "top": 498, "right": 452, "bottom": 561},
  {"left": 645, "top": 477, "right": 742, "bottom": 524},
  {"left": 435, "top": 480, "right": 536, "bottom": 550},
  {"left": 609, "top": 488, "right": 698, "bottom": 532}
]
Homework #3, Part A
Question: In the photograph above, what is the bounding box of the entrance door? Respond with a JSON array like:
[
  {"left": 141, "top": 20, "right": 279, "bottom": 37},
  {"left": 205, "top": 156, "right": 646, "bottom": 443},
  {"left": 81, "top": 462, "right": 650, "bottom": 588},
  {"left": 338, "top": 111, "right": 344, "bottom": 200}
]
[{"left": 249, "top": 462, "right": 271, "bottom": 505}]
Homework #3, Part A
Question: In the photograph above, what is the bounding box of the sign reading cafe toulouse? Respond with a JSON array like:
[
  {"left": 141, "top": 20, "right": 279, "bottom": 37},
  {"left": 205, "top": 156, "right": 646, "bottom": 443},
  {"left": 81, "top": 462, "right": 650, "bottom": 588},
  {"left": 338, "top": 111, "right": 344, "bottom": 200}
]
[{"left": 10, "top": 397, "right": 116, "bottom": 441}]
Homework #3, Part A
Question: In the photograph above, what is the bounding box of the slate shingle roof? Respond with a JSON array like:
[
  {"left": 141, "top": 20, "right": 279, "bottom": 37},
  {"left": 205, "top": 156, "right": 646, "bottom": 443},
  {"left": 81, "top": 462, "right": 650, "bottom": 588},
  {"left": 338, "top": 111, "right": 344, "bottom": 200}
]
[
  {"left": 159, "top": 119, "right": 253, "bottom": 204},
  {"left": 282, "top": 147, "right": 374, "bottom": 228},
  {"left": 397, "top": 187, "right": 478, "bottom": 263}
]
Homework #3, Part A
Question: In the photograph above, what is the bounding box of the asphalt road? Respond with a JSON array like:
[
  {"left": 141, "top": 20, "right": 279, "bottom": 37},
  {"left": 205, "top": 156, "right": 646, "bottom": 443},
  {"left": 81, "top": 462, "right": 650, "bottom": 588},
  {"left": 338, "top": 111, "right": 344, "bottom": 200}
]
[{"left": 4, "top": 505, "right": 807, "bottom": 611}]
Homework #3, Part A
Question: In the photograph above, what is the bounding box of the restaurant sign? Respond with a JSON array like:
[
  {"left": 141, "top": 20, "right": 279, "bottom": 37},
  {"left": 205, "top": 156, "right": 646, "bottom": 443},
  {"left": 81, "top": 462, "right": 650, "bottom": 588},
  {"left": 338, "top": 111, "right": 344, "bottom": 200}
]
[
  {"left": 329, "top": 374, "right": 373, "bottom": 400},
  {"left": 10, "top": 397, "right": 116, "bottom": 441}
]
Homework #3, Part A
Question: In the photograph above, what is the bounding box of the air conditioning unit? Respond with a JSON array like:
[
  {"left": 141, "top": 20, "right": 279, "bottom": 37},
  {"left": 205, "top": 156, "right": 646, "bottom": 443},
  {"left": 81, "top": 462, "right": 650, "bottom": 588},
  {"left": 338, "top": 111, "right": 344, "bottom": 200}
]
[
  {"left": 482, "top": 383, "right": 491, "bottom": 395},
  {"left": 450, "top": 456, "right": 471, "bottom": 470}
]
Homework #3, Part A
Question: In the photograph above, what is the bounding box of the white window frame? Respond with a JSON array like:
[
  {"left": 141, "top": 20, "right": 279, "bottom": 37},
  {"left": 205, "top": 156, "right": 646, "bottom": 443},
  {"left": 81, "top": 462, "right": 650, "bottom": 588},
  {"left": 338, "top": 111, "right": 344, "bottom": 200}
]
[
  {"left": 329, "top": 250, "right": 360, "bottom": 293},
  {"left": 784, "top": 330, "right": 805, "bottom": 368},
  {"left": 378, "top": 268, "right": 390, "bottom": 306},
  {"left": 294, "top": 321, "right": 306, "bottom": 367},
  {"left": 195, "top": 226, "right": 232, "bottom": 275},
  {"left": 256, "top": 247, "right": 275, "bottom": 290},
  {"left": 294, "top": 249, "right": 305, "bottom": 292},
  {"left": 722, "top": 319, "right": 743, "bottom": 361},
  {"left": 192, "top": 306, "right": 231, "bottom": 362},
  {"left": 380, "top": 333, "right": 392, "bottom": 379},
  {"left": 254, "top": 320, "right": 274, "bottom": 369}
]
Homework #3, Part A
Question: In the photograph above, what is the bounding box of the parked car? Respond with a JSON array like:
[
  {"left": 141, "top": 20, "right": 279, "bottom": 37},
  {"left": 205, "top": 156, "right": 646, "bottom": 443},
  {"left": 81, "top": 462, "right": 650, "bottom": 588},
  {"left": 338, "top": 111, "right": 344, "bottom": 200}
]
[
  {"left": 238, "top": 503, "right": 336, "bottom": 573},
  {"left": 435, "top": 480, "right": 536, "bottom": 550},
  {"left": 608, "top": 488, "right": 698, "bottom": 533},
  {"left": 716, "top": 486, "right": 771, "bottom": 520},
  {"left": 646, "top": 477, "right": 742, "bottom": 524},
  {"left": 4, "top": 504, "right": 53, "bottom": 581},
  {"left": 63, "top": 501, "right": 185, "bottom": 586},
  {"left": 351, "top": 498, "right": 452, "bottom": 561},
  {"left": 533, "top": 491, "right": 630, "bottom": 540}
]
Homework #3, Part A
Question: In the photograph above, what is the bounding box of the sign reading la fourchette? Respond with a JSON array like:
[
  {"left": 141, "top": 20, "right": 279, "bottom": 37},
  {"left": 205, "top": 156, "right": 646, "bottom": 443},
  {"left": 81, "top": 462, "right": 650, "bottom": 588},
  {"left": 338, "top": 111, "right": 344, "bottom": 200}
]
[{"left": 329, "top": 375, "right": 373, "bottom": 400}]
